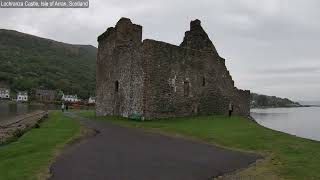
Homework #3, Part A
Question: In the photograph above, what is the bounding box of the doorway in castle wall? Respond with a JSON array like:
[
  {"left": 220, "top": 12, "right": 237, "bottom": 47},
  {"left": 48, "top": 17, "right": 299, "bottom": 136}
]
[
  {"left": 184, "top": 81, "right": 190, "bottom": 97},
  {"left": 114, "top": 81, "right": 120, "bottom": 115},
  {"left": 114, "top": 99, "right": 120, "bottom": 115}
]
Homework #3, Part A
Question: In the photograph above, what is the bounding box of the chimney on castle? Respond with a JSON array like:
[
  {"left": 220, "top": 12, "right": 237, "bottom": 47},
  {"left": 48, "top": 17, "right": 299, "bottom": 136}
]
[
  {"left": 190, "top": 19, "right": 202, "bottom": 31},
  {"left": 180, "top": 19, "right": 219, "bottom": 55}
]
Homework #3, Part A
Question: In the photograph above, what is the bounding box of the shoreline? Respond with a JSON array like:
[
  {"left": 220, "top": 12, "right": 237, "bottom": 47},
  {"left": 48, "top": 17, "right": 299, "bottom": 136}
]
[
  {"left": 251, "top": 105, "right": 320, "bottom": 111},
  {"left": 249, "top": 114, "right": 320, "bottom": 143},
  {"left": 250, "top": 105, "right": 318, "bottom": 109},
  {"left": 251, "top": 107, "right": 320, "bottom": 142}
]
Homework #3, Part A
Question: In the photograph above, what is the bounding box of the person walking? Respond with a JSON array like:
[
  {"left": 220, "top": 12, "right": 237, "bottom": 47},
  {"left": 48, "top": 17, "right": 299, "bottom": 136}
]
[
  {"left": 228, "top": 102, "right": 233, "bottom": 117},
  {"left": 61, "top": 103, "right": 65, "bottom": 112}
]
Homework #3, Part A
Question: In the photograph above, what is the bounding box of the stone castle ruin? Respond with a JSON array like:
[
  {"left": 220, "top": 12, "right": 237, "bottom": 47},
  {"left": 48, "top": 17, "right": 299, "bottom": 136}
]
[{"left": 96, "top": 18, "right": 250, "bottom": 119}]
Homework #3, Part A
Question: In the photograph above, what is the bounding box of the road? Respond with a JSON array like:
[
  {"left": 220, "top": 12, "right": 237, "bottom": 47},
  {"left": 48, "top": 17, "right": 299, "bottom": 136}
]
[{"left": 49, "top": 113, "right": 260, "bottom": 180}]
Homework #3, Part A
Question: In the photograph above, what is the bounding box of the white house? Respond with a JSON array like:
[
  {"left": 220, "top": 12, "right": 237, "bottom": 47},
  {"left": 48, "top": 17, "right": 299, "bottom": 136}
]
[
  {"left": 17, "top": 91, "right": 28, "bottom": 102},
  {"left": 88, "top": 96, "right": 96, "bottom": 104},
  {"left": 62, "top": 94, "right": 80, "bottom": 102},
  {"left": 0, "top": 88, "right": 10, "bottom": 99}
]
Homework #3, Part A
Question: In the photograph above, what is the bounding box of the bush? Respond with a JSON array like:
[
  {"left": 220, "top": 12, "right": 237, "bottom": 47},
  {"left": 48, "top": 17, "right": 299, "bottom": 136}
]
[
  {"left": 34, "top": 123, "right": 40, "bottom": 128},
  {"left": 13, "top": 129, "right": 24, "bottom": 138},
  {"left": 129, "top": 112, "right": 142, "bottom": 121}
]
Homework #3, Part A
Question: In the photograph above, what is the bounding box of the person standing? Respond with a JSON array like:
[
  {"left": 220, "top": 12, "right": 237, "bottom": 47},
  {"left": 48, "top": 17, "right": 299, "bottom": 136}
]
[
  {"left": 66, "top": 104, "right": 69, "bottom": 111},
  {"left": 228, "top": 102, "right": 233, "bottom": 117},
  {"left": 61, "top": 103, "right": 65, "bottom": 112}
]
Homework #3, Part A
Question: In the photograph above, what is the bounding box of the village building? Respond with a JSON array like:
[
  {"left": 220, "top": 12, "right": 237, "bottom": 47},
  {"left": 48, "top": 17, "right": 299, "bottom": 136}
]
[
  {"left": 36, "top": 89, "right": 56, "bottom": 102},
  {"left": 96, "top": 18, "right": 250, "bottom": 119},
  {"left": 0, "top": 88, "right": 10, "bottom": 99},
  {"left": 88, "top": 96, "right": 96, "bottom": 104},
  {"left": 17, "top": 91, "right": 28, "bottom": 102},
  {"left": 62, "top": 94, "right": 80, "bottom": 102}
]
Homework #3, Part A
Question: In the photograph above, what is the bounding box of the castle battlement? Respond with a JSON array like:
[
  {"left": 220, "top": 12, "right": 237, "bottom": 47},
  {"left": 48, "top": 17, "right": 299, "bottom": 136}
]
[{"left": 98, "top": 17, "right": 142, "bottom": 43}]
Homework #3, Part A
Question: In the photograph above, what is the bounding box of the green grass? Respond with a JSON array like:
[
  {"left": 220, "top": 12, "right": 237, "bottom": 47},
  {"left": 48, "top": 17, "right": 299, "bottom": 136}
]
[
  {"left": 77, "top": 110, "right": 320, "bottom": 180},
  {"left": 0, "top": 111, "right": 81, "bottom": 180}
]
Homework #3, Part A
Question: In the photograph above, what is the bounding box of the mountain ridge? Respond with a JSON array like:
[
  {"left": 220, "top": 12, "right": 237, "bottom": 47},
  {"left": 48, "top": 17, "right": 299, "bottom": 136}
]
[
  {"left": 0, "top": 29, "right": 97, "bottom": 48},
  {"left": 0, "top": 29, "right": 97, "bottom": 99}
]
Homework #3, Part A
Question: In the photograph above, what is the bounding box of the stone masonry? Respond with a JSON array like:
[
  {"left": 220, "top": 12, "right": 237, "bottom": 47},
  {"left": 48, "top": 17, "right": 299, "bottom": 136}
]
[{"left": 96, "top": 17, "right": 250, "bottom": 119}]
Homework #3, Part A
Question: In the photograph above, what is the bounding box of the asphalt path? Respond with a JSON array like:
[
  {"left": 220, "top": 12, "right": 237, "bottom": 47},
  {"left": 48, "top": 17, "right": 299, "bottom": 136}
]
[{"left": 49, "top": 112, "right": 260, "bottom": 180}]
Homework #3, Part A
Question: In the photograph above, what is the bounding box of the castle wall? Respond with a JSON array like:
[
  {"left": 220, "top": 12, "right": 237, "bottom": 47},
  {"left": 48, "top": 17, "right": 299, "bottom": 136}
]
[
  {"left": 142, "top": 39, "right": 244, "bottom": 119},
  {"left": 96, "top": 18, "right": 144, "bottom": 117},
  {"left": 96, "top": 18, "right": 250, "bottom": 119},
  {"left": 232, "top": 89, "right": 251, "bottom": 116}
]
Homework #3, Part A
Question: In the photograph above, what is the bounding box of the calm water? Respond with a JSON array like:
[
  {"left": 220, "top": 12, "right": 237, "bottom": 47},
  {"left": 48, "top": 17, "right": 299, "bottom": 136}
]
[
  {"left": 0, "top": 101, "right": 44, "bottom": 122},
  {"left": 251, "top": 107, "right": 320, "bottom": 141}
]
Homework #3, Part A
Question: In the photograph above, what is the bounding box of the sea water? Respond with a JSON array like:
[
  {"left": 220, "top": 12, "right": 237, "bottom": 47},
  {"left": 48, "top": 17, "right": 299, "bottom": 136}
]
[{"left": 251, "top": 107, "right": 320, "bottom": 141}]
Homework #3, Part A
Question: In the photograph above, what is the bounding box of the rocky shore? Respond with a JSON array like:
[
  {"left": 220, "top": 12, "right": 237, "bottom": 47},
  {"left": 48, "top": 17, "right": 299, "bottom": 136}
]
[{"left": 0, "top": 110, "right": 48, "bottom": 144}]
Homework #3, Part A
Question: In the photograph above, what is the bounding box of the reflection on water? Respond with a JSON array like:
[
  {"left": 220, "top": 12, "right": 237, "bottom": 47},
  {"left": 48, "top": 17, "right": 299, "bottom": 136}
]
[
  {"left": 251, "top": 107, "right": 320, "bottom": 141},
  {"left": 0, "top": 101, "right": 46, "bottom": 121}
]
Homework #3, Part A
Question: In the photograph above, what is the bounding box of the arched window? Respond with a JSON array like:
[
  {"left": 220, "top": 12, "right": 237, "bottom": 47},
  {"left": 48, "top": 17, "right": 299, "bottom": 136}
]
[{"left": 115, "top": 81, "right": 119, "bottom": 92}]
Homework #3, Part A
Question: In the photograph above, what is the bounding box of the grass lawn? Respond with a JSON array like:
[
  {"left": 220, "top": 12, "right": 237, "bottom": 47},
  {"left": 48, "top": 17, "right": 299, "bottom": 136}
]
[
  {"left": 77, "top": 110, "right": 320, "bottom": 180},
  {"left": 0, "top": 111, "right": 81, "bottom": 180}
]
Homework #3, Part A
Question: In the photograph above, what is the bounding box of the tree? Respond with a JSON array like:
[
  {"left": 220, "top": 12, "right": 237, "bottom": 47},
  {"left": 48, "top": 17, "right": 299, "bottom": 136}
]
[{"left": 257, "top": 95, "right": 268, "bottom": 107}]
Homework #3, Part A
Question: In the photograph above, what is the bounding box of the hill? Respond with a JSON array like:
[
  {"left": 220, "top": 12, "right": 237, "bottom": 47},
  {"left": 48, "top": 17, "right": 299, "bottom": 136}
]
[
  {"left": 250, "top": 93, "right": 302, "bottom": 108},
  {"left": 0, "top": 29, "right": 97, "bottom": 99}
]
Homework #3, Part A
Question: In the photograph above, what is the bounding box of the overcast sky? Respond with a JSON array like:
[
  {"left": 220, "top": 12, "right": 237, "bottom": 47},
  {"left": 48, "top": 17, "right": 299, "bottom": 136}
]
[{"left": 1, "top": 0, "right": 319, "bottom": 101}]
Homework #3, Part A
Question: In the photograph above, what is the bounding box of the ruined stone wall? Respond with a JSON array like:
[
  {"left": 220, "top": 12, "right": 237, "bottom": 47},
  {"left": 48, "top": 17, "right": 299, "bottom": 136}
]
[
  {"left": 232, "top": 89, "right": 251, "bottom": 116},
  {"left": 97, "top": 18, "right": 250, "bottom": 119},
  {"left": 142, "top": 39, "right": 242, "bottom": 118},
  {"left": 0, "top": 111, "right": 48, "bottom": 143},
  {"left": 141, "top": 19, "right": 250, "bottom": 118},
  {"left": 96, "top": 18, "right": 144, "bottom": 117}
]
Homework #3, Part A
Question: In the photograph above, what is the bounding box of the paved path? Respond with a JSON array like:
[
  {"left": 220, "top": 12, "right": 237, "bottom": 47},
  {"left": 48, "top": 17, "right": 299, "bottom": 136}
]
[{"left": 49, "top": 113, "right": 260, "bottom": 180}]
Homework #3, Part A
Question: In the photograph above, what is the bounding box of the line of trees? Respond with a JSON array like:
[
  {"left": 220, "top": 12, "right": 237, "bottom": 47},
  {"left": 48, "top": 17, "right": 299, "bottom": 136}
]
[{"left": 250, "top": 93, "right": 301, "bottom": 108}]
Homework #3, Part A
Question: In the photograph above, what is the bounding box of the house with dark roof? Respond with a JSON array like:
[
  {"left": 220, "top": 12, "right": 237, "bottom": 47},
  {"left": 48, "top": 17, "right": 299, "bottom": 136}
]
[{"left": 36, "top": 89, "right": 57, "bottom": 102}]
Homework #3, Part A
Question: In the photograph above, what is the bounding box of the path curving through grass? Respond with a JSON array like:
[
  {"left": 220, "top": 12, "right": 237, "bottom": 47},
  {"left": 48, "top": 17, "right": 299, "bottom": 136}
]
[{"left": 76, "top": 110, "right": 320, "bottom": 180}]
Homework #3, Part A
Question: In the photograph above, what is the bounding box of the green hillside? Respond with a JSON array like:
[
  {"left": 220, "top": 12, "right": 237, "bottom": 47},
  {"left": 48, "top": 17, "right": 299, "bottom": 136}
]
[
  {"left": 250, "top": 93, "right": 301, "bottom": 108},
  {"left": 0, "top": 29, "right": 97, "bottom": 99}
]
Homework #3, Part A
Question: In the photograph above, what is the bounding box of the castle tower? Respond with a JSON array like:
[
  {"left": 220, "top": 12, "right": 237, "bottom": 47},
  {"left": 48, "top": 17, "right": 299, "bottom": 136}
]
[{"left": 96, "top": 18, "right": 144, "bottom": 117}]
